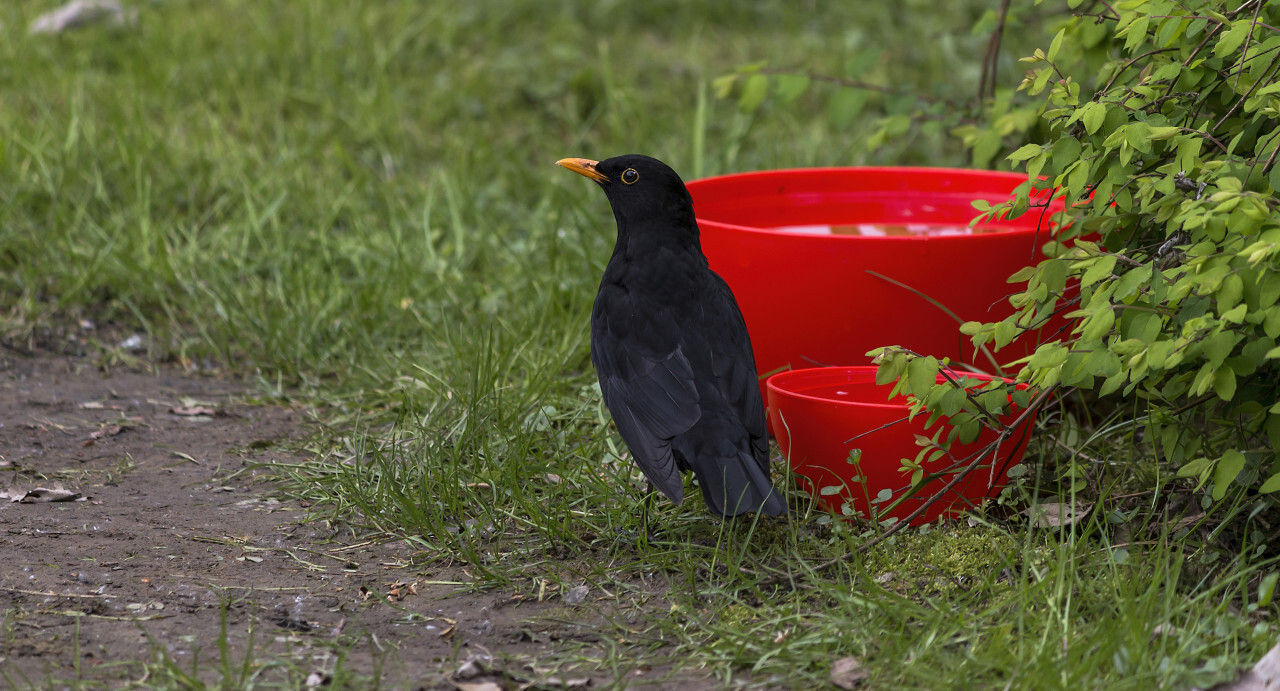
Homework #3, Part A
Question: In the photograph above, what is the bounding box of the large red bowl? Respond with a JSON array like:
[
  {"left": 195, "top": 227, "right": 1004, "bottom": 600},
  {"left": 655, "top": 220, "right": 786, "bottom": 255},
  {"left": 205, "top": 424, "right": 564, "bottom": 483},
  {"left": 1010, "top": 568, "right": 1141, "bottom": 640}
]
[
  {"left": 767, "top": 366, "right": 1034, "bottom": 524},
  {"left": 688, "top": 167, "right": 1064, "bottom": 408}
]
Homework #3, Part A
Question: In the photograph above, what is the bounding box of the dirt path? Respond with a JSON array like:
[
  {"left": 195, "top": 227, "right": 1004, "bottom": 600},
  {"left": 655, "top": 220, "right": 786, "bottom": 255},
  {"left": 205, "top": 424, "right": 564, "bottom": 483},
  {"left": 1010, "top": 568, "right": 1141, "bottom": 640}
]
[{"left": 0, "top": 354, "right": 700, "bottom": 689}]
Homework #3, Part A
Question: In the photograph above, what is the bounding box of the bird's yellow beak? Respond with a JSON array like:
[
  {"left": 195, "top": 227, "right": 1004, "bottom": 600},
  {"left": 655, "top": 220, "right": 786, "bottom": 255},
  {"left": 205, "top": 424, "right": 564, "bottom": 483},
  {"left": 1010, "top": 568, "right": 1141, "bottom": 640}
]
[{"left": 556, "top": 157, "right": 608, "bottom": 183}]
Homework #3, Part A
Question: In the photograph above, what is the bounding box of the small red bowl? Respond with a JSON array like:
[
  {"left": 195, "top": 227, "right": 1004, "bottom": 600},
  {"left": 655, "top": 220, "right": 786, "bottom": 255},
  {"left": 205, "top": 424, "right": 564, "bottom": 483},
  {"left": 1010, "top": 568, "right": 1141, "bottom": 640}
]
[
  {"left": 767, "top": 366, "right": 1035, "bottom": 525},
  {"left": 687, "top": 167, "right": 1066, "bottom": 411}
]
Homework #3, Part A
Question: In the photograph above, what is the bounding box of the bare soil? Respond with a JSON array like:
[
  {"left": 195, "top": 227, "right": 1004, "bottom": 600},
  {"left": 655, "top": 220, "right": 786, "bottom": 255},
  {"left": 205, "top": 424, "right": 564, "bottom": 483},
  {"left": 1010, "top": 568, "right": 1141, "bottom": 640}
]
[{"left": 0, "top": 353, "right": 706, "bottom": 689}]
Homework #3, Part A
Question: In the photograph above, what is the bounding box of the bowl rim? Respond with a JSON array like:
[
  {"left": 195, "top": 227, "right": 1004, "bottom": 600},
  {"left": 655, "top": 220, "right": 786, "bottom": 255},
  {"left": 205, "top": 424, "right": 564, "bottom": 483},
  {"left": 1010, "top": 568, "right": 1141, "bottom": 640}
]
[{"left": 688, "top": 166, "right": 1063, "bottom": 241}]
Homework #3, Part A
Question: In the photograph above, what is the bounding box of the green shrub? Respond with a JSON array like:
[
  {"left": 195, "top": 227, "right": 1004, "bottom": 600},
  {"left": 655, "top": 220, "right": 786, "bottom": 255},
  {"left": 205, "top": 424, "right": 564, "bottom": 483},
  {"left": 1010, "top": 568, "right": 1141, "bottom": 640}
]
[
  {"left": 729, "top": 0, "right": 1280, "bottom": 518},
  {"left": 893, "top": 0, "right": 1280, "bottom": 514}
]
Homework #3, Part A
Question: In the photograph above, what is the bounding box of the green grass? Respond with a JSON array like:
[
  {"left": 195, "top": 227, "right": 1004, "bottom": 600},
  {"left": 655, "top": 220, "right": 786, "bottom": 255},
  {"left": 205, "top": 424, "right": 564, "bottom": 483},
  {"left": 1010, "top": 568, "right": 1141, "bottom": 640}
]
[{"left": 2, "top": 0, "right": 1277, "bottom": 687}]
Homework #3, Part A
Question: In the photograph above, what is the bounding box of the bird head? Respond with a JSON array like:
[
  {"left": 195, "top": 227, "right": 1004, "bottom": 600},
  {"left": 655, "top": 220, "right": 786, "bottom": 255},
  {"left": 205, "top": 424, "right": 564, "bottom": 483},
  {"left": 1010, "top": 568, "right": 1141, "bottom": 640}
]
[{"left": 556, "top": 154, "right": 696, "bottom": 234}]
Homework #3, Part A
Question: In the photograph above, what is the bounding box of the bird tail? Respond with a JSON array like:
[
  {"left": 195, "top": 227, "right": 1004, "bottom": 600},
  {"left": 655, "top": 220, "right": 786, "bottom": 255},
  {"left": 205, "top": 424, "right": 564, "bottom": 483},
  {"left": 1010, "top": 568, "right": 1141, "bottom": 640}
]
[{"left": 695, "top": 450, "right": 786, "bottom": 518}]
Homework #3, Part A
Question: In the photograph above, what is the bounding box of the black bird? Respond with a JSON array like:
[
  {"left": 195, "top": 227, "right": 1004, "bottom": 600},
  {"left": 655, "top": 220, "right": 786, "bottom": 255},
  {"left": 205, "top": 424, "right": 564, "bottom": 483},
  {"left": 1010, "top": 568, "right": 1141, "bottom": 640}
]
[{"left": 557, "top": 154, "right": 786, "bottom": 518}]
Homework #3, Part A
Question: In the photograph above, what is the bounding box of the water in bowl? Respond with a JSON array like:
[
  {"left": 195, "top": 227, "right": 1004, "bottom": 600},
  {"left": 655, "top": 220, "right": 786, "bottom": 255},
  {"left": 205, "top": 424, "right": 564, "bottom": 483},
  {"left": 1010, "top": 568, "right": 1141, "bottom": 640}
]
[
  {"left": 795, "top": 380, "right": 902, "bottom": 406},
  {"left": 771, "top": 223, "right": 1001, "bottom": 236}
]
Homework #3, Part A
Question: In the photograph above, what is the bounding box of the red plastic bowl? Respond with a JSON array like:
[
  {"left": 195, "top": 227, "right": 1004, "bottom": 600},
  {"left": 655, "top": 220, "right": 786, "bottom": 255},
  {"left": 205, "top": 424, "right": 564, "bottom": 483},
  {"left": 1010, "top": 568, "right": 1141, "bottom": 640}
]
[
  {"left": 767, "top": 366, "right": 1034, "bottom": 524},
  {"left": 688, "top": 167, "right": 1064, "bottom": 407}
]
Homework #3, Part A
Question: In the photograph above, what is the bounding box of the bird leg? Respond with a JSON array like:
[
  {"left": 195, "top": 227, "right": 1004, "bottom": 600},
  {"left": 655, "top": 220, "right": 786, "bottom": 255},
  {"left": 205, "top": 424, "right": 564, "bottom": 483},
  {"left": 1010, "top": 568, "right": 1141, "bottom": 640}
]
[{"left": 639, "top": 481, "right": 657, "bottom": 547}]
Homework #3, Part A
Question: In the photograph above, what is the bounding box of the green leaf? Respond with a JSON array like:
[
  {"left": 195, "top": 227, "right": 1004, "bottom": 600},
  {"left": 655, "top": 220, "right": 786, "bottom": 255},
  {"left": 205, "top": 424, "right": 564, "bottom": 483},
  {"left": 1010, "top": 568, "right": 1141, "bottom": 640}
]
[
  {"left": 1081, "top": 254, "right": 1117, "bottom": 287},
  {"left": 1050, "top": 137, "right": 1082, "bottom": 171},
  {"left": 1113, "top": 263, "right": 1152, "bottom": 300},
  {"left": 711, "top": 74, "right": 738, "bottom": 99},
  {"left": 1215, "top": 21, "right": 1251, "bottom": 58},
  {"left": 1155, "top": 15, "right": 1186, "bottom": 48},
  {"left": 1202, "top": 330, "right": 1241, "bottom": 368},
  {"left": 1260, "top": 472, "right": 1280, "bottom": 493},
  {"left": 1047, "top": 28, "right": 1066, "bottom": 63},
  {"left": 1125, "top": 122, "right": 1154, "bottom": 153},
  {"left": 1265, "top": 308, "right": 1280, "bottom": 339},
  {"left": 1259, "top": 571, "right": 1279, "bottom": 607},
  {"left": 1123, "top": 16, "right": 1150, "bottom": 53},
  {"left": 994, "top": 319, "right": 1018, "bottom": 348},
  {"left": 907, "top": 356, "right": 940, "bottom": 398},
  {"left": 1212, "top": 367, "right": 1236, "bottom": 401},
  {"left": 1082, "top": 305, "right": 1116, "bottom": 341},
  {"left": 826, "top": 88, "right": 867, "bottom": 128},
  {"left": 971, "top": 128, "right": 1002, "bottom": 168},
  {"left": 1040, "top": 258, "right": 1068, "bottom": 294},
  {"left": 1176, "top": 136, "right": 1203, "bottom": 173},
  {"left": 1026, "top": 152, "right": 1048, "bottom": 182},
  {"left": 1212, "top": 450, "right": 1245, "bottom": 500},
  {"left": 938, "top": 387, "right": 967, "bottom": 417},
  {"left": 1177, "top": 456, "right": 1213, "bottom": 479},
  {"left": 1028, "top": 343, "right": 1069, "bottom": 369},
  {"left": 1081, "top": 102, "right": 1106, "bottom": 135},
  {"left": 1007, "top": 265, "right": 1036, "bottom": 283},
  {"left": 773, "top": 74, "right": 810, "bottom": 104},
  {"left": 1217, "top": 272, "right": 1243, "bottom": 311},
  {"left": 1125, "top": 311, "right": 1163, "bottom": 342},
  {"left": 1008, "top": 143, "right": 1044, "bottom": 163},
  {"left": 977, "top": 388, "right": 1009, "bottom": 414},
  {"left": 738, "top": 73, "right": 769, "bottom": 112},
  {"left": 1190, "top": 362, "right": 1215, "bottom": 397}
]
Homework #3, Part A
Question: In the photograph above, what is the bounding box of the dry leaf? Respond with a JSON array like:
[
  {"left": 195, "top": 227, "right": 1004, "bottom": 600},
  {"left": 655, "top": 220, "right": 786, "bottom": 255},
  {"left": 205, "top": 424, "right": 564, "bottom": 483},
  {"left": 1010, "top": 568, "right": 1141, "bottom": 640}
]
[
  {"left": 1024, "top": 501, "right": 1092, "bottom": 528},
  {"left": 451, "top": 654, "right": 505, "bottom": 690},
  {"left": 1171, "top": 512, "right": 1208, "bottom": 532},
  {"left": 562, "top": 585, "right": 590, "bottom": 604},
  {"left": 521, "top": 678, "right": 591, "bottom": 690},
  {"left": 91, "top": 424, "right": 124, "bottom": 438},
  {"left": 172, "top": 406, "right": 218, "bottom": 416},
  {"left": 30, "top": 1, "right": 136, "bottom": 35},
  {"left": 387, "top": 580, "right": 418, "bottom": 601},
  {"left": 116, "top": 333, "right": 145, "bottom": 351},
  {"left": 829, "top": 656, "right": 867, "bottom": 689},
  {"left": 451, "top": 681, "right": 502, "bottom": 691},
  {"left": 20, "top": 486, "right": 84, "bottom": 503}
]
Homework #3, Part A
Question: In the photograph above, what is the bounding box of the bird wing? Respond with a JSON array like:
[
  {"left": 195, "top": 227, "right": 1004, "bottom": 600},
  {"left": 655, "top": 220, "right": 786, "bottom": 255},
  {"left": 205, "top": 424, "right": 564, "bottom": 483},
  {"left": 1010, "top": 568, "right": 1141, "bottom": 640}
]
[
  {"left": 704, "top": 273, "right": 771, "bottom": 475},
  {"left": 592, "top": 340, "right": 701, "bottom": 504}
]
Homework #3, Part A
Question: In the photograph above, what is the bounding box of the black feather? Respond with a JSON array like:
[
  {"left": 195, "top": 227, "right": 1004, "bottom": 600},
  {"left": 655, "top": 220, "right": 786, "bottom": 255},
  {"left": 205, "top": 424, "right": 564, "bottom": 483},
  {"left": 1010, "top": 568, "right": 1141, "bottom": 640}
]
[{"left": 563, "top": 154, "right": 785, "bottom": 518}]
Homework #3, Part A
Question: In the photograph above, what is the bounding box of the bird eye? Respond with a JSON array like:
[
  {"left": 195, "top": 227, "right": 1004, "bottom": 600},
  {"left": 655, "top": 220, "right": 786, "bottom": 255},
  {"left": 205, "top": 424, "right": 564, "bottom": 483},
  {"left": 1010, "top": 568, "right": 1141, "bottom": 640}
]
[{"left": 621, "top": 168, "right": 640, "bottom": 185}]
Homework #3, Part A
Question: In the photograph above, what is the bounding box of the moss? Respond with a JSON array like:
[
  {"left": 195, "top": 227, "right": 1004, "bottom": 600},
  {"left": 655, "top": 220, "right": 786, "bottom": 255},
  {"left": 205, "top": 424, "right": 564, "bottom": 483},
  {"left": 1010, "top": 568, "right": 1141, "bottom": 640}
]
[{"left": 861, "top": 524, "right": 1039, "bottom": 598}]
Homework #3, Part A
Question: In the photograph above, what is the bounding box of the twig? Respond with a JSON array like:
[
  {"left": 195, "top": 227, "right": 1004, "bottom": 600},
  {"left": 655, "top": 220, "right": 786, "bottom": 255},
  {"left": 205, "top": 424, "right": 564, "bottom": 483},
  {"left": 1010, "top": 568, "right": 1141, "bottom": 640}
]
[
  {"left": 1100, "top": 48, "right": 1181, "bottom": 97},
  {"left": 1236, "top": 0, "right": 1265, "bottom": 91},
  {"left": 2, "top": 587, "right": 108, "bottom": 599},
  {"left": 1212, "top": 56, "right": 1280, "bottom": 133},
  {"left": 1247, "top": 134, "right": 1280, "bottom": 187},
  {"left": 979, "top": 0, "right": 1014, "bottom": 102},
  {"left": 757, "top": 385, "right": 1060, "bottom": 589},
  {"left": 857, "top": 385, "right": 1055, "bottom": 551}
]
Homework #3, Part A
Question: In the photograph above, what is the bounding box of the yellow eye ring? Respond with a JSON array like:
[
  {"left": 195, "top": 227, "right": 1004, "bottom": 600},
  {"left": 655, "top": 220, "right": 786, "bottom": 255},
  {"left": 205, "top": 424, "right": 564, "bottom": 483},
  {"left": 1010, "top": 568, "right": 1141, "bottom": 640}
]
[{"left": 621, "top": 168, "right": 639, "bottom": 185}]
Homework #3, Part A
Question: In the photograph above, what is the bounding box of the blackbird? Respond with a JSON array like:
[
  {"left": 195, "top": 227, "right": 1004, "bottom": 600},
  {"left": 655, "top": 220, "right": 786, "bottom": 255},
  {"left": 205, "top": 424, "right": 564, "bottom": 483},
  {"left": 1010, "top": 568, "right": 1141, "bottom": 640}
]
[{"left": 557, "top": 154, "right": 786, "bottom": 517}]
